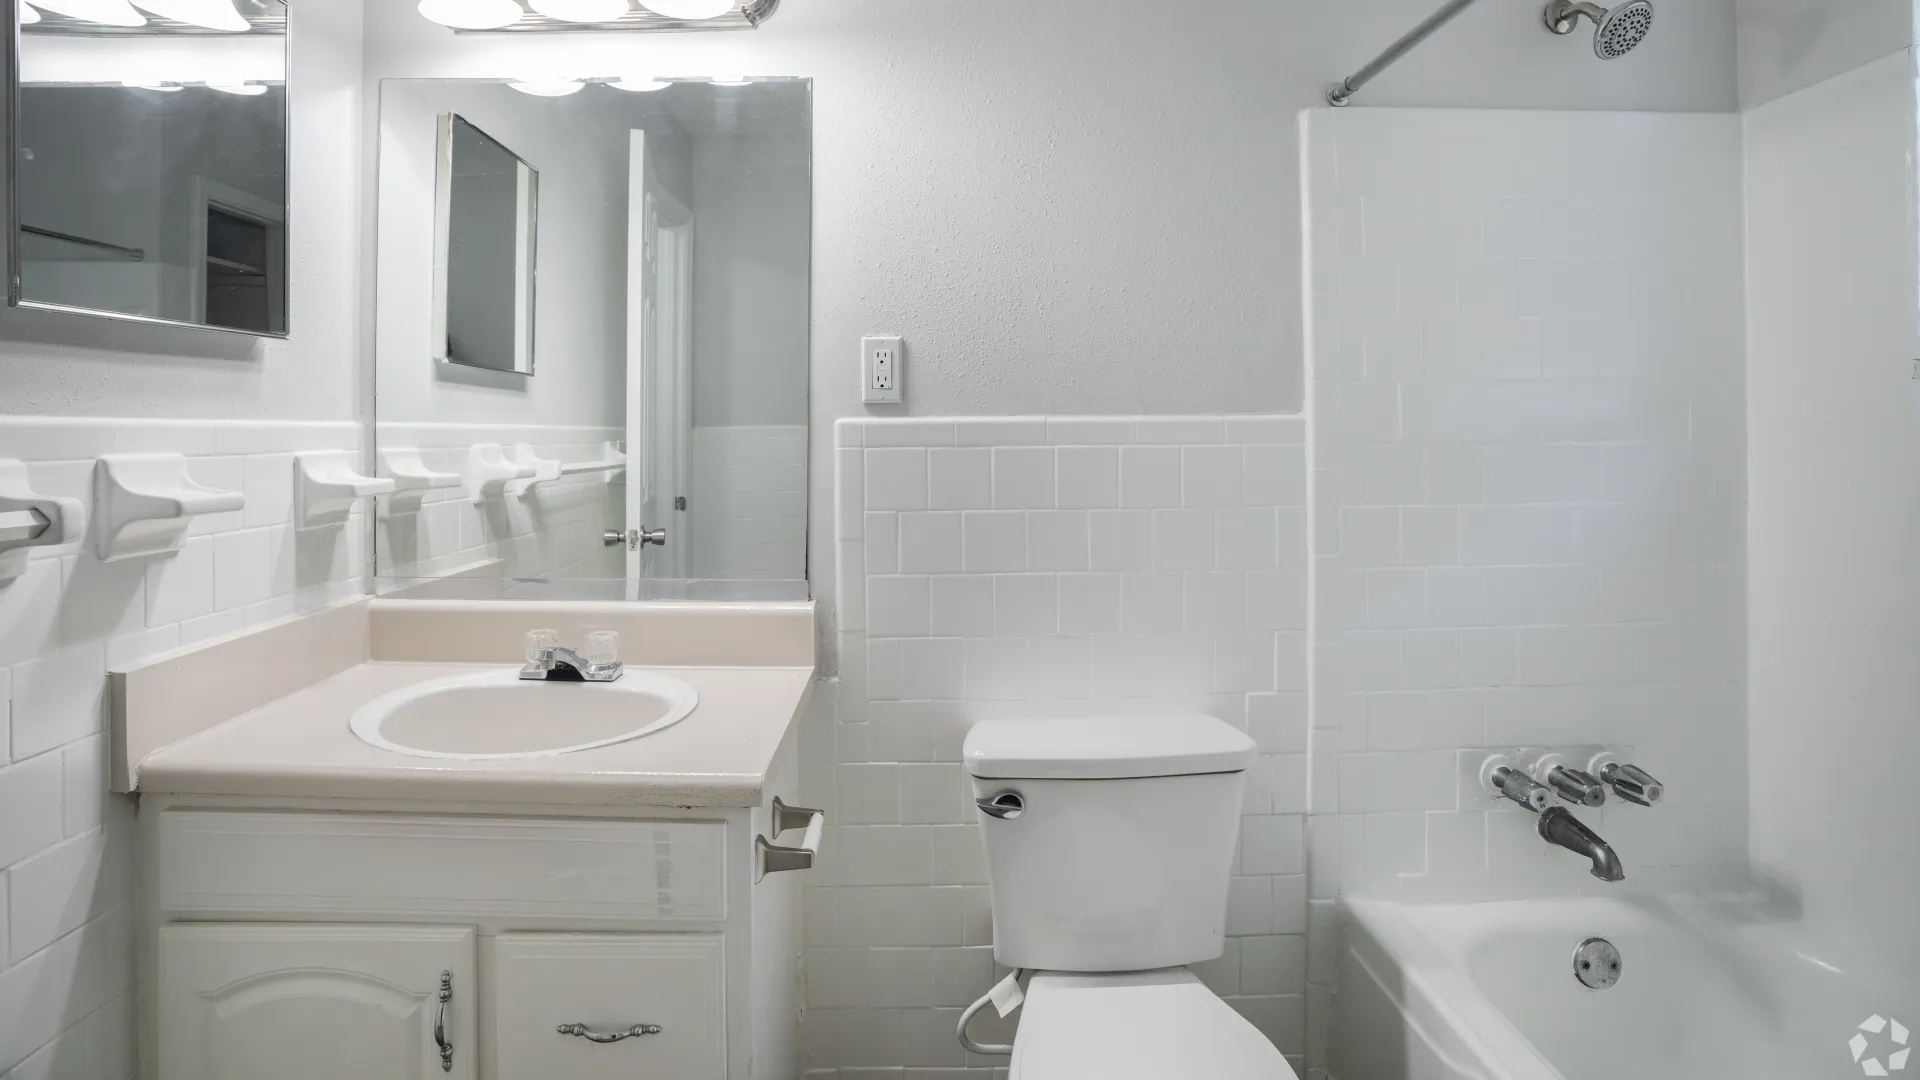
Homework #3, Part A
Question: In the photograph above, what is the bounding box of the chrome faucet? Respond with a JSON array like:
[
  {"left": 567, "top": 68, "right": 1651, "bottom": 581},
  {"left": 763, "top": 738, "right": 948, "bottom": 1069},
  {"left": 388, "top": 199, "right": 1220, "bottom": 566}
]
[
  {"left": 1537, "top": 807, "right": 1624, "bottom": 882},
  {"left": 519, "top": 630, "right": 623, "bottom": 683}
]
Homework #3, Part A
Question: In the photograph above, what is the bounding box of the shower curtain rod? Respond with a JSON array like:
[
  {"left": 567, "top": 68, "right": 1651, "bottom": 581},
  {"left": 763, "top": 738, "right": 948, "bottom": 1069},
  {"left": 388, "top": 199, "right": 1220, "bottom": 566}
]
[{"left": 1327, "top": 0, "right": 1483, "bottom": 107}]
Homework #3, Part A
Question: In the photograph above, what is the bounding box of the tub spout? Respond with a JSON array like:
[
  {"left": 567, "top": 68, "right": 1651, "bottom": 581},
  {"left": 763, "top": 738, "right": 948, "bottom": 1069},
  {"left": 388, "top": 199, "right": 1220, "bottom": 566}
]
[{"left": 1537, "top": 807, "right": 1624, "bottom": 882}]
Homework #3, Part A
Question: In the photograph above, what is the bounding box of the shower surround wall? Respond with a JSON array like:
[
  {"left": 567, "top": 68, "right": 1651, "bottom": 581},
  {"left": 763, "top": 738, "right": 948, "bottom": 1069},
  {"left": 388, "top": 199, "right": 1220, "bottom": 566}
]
[
  {"left": 815, "top": 415, "right": 1310, "bottom": 1076},
  {"left": 1301, "top": 108, "right": 1747, "bottom": 1071}
]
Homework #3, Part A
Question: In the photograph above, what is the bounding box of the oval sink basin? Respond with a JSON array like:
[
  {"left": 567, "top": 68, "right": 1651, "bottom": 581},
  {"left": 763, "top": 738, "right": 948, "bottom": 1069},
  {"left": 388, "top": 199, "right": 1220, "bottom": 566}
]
[{"left": 350, "top": 670, "right": 699, "bottom": 761}]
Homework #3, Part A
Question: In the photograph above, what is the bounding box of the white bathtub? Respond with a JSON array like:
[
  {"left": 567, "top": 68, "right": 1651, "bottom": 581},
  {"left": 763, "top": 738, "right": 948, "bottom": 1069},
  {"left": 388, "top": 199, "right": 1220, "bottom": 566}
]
[{"left": 1335, "top": 894, "right": 1914, "bottom": 1080}]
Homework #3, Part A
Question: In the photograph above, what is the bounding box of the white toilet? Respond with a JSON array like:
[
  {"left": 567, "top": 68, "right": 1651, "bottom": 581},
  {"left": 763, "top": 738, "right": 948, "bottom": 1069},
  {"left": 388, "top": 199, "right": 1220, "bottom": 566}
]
[{"left": 963, "top": 715, "right": 1298, "bottom": 1079}]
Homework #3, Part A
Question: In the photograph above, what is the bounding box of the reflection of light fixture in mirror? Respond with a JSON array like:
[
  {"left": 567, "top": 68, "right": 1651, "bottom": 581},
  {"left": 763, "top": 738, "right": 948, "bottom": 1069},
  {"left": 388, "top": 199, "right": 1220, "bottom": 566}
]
[
  {"left": 611, "top": 78, "right": 670, "bottom": 92},
  {"left": 710, "top": 76, "right": 751, "bottom": 86},
  {"left": 130, "top": 0, "right": 246, "bottom": 30},
  {"left": 417, "top": 0, "right": 522, "bottom": 29},
  {"left": 210, "top": 83, "right": 269, "bottom": 96},
  {"left": 509, "top": 79, "right": 585, "bottom": 97},
  {"left": 19, "top": 2, "right": 41, "bottom": 24},
  {"left": 637, "top": 0, "right": 732, "bottom": 18},
  {"left": 26, "top": 0, "right": 146, "bottom": 26},
  {"left": 530, "top": 0, "right": 628, "bottom": 21}
]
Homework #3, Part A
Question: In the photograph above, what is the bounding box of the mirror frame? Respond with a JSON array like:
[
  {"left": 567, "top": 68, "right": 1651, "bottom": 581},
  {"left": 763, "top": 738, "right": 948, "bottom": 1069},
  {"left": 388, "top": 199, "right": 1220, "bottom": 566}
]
[
  {"left": 431, "top": 111, "right": 539, "bottom": 378},
  {"left": 1, "top": 1, "right": 292, "bottom": 340}
]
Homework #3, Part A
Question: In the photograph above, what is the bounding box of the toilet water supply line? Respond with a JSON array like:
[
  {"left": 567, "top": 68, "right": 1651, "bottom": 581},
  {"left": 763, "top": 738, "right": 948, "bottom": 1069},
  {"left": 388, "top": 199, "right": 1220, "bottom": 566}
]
[{"left": 957, "top": 970, "right": 1028, "bottom": 1055}]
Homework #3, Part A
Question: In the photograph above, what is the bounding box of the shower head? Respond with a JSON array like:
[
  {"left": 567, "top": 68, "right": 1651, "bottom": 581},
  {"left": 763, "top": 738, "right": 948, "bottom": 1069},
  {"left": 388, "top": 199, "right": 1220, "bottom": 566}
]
[{"left": 1544, "top": 0, "right": 1655, "bottom": 59}]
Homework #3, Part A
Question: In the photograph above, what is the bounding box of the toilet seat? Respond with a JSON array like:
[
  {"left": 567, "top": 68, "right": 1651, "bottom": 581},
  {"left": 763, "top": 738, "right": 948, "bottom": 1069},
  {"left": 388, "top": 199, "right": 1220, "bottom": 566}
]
[{"left": 1008, "top": 967, "right": 1297, "bottom": 1080}]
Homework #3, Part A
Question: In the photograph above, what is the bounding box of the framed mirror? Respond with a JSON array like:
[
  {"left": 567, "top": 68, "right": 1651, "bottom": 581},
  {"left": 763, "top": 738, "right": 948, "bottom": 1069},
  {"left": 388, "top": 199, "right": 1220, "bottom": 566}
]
[
  {"left": 5, "top": 0, "right": 290, "bottom": 337},
  {"left": 374, "top": 78, "right": 811, "bottom": 602},
  {"left": 434, "top": 114, "right": 538, "bottom": 376}
]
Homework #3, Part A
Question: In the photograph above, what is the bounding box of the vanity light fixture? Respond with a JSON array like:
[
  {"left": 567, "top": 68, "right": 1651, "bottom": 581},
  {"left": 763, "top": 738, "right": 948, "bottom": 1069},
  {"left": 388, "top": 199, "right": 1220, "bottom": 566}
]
[
  {"left": 209, "top": 83, "right": 269, "bottom": 95},
  {"left": 637, "top": 0, "right": 733, "bottom": 19},
  {"left": 611, "top": 77, "right": 671, "bottom": 92},
  {"left": 709, "top": 75, "right": 751, "bottom": 85},
  {"left": 418, "top": 0, "right": 523, "bottom": 30},
  {"left": 129, "top": 0, "right": 247, "bottom": 31},
  {"left": 19, "top": 2, "right": 41, "bottom": 24},
  {"left": 508, "top": 78, "right": 585, "bottom": 96},
  {"left": 25, "top": 0, "right": 145, "bottom": 27},
  {"left": 123, "top": 81, "right": 184, "bottom": 92},
  {"left": 529, "top": 0, "right": 628, "bottom": 21}
]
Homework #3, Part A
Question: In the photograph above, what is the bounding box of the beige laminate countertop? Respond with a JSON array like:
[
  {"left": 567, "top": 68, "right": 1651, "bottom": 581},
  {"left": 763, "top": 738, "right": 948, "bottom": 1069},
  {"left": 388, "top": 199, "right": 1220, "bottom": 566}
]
[{"left": 136, "top": 662, "right": 815, "bottom": 808}]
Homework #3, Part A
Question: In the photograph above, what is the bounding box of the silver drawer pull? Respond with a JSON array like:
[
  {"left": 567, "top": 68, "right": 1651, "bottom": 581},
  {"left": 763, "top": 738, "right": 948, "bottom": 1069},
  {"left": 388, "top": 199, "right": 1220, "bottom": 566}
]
[
  {"left": 557, "top": 1023, "right": 663, "bottom": 1044},
  {"left": 435, "top": 970, "right": 454, "bottom": 1073},
  {"left": 755, "top": 802, "right": 824, "bottom": 882}
]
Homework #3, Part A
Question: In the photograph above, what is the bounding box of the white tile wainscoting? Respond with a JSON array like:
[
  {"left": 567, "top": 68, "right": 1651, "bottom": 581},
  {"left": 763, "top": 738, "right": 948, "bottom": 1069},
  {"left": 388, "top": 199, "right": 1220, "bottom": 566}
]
[
  {"left": 0, "top": 417, "right": 366, "bottom": 1077},
  {"left": 374, "top": 423, "right": 626, "bottom": 583},
  {"left": 813, "top": 415, "right": 1311, "bottom": 1077}
]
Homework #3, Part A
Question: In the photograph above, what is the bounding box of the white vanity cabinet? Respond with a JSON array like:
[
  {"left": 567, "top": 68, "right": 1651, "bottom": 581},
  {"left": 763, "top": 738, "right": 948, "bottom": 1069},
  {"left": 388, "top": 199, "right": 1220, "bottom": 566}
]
[{"left": 138, "top": 784, "right": 812, "bottom": 1080}]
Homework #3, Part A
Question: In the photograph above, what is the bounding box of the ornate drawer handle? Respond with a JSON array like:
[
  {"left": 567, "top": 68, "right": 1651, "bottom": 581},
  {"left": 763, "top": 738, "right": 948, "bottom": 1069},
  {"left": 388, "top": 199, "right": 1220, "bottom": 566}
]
[
  {"left": 557, "top": 1023, "right": 664, "bottom": 1044},
  {"left": 435, "top": 970, "right": 454, "bottom": 1073}
]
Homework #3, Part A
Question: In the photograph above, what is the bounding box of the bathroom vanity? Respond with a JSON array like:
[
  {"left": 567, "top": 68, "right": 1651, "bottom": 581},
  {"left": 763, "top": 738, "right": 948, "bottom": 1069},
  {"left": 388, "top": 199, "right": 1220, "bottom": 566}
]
[{"left": 113, "top": 599, "right": 819, "bottom": 1080}]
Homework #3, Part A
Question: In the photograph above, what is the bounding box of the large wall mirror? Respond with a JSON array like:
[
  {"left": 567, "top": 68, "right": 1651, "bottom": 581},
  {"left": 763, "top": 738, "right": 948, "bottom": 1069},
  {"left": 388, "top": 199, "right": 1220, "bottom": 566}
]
[
  {"left": 375, "top": 78, "right": 811, "bottom": 601},
  {"left": 6, "top": 0, "right": 289, "bottom": 336}
]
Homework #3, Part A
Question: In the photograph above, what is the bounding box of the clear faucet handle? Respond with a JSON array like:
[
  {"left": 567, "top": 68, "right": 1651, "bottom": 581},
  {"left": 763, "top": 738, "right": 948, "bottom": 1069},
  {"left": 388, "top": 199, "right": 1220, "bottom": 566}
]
[
  {"left": 525, "top": 629, "right": 559, "bottom": 664},
  {"left": 584, "top": 630, "right": 620, "bottom": 668}
]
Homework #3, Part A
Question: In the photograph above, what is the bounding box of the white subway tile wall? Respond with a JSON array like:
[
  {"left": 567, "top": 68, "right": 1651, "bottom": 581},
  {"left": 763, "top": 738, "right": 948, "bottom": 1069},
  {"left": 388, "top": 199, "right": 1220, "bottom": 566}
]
[
  {"left": 814, "top": 415, "right": 1309, "bottom": 1078},
  {"left": 1301, "top": 110, "right": 1747, "bottom": 1071},
  {"left": 0, "top": 418, "right": 365, "bottom": 1076},
  {"left": 373, "top": 423, "right": 627, "bottom": 582},
  {"left": 689, "top": 425, "right": 808, "bottom": 581}
]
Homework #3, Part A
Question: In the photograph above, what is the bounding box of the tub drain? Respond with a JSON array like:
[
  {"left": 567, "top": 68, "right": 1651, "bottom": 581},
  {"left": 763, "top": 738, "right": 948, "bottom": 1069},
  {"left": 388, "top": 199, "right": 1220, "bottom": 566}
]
[{"left": 1572, "top": 937, "right": 1622, "bottom": 990}]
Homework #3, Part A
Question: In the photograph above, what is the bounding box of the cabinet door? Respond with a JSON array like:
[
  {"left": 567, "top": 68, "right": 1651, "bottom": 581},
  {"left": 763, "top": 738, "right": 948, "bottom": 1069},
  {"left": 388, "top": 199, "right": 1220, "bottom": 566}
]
[
  {"left": 493, "top": 933, "right": 725, "bottom": 1079},
  {"left": 159, "top": 923, "right": 477, "bottom": 1080}
]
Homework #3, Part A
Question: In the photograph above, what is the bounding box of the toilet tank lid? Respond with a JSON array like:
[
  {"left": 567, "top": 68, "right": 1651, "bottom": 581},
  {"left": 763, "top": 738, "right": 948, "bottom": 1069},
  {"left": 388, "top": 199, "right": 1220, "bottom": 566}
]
[{"left": 963, "top": 717, "right": 1256, "bottom": 780}]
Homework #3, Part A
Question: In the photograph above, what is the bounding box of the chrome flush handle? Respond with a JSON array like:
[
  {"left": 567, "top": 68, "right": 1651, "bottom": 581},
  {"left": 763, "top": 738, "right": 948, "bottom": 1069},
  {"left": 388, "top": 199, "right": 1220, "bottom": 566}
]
[
  {"left": 975, "top": 790, "right": 1025, "bottom": 820},
  {"left": 557, "top": 1022, "right": 664, "bottom": 1044},
  {"left": 434, "top": 970, "right": 453, "bottom": 1073}
]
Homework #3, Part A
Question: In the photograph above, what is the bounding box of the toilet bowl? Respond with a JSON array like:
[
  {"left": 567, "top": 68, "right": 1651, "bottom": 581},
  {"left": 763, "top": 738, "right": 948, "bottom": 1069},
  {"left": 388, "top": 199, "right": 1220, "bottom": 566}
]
[
  {"left": 1011, "top": 968, "right": 1294, "bottom": 1079},
  {"left": 963, "top": 716, "right": 1297, "bottom": 1079}
]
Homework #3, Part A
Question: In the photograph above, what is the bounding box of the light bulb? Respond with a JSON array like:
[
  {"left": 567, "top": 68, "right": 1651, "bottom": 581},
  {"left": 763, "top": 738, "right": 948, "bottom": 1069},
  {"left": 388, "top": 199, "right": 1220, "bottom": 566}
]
[
  {"left": 529, "top": 0, "right": 626, "bottom": 22},
  {"left": 509, "top": 79, "right": 584, "bottom": 97},
  {"left": 26, "top": 0, "right": 145, "bottom": 26},
  {"left": 610, "top": 78, "right": 669, "bottom": 92},
  {"left": 210, "top": 83, "right": 268, "bottom": 95},
  {"left": 19, "top": 2, "right": 40, "bottom": 24},
  {"left": 637, "top": 0, "right": 731, "bottom": 19},
  {"left": 130, "top": 0, "right": 246, "bottom": 30},
  {"left": 417, "top": 0, "right": 523, "bottom": 30}
]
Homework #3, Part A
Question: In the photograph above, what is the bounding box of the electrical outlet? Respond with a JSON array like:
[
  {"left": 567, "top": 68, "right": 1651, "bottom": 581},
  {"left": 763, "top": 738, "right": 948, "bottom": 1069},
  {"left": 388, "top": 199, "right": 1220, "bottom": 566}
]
[{"left": 862, "top": 336, "right": 904, "bottom": 404}]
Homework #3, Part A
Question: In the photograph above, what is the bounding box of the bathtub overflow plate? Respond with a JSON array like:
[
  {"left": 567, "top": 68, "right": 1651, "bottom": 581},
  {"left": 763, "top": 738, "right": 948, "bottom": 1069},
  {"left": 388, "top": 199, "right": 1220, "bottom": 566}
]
[{"left": 1572, "top": 937, "right": 1622, "bottom": 990}]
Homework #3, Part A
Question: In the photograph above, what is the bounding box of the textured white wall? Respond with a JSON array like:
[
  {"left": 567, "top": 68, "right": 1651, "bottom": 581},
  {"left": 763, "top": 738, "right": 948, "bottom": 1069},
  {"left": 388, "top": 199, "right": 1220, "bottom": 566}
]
[
  {"left": 1745, "top": 50, "right": 1920, "bottom": 981},
  {"left": 0, "top": 1, "right": 363, "bottom": 421},
  {"left": 1735, "top": 0, "right": 1915, "bottom": 107},
  {"left": 356, "top": 0, "right": 1740, "bottom": 627}
]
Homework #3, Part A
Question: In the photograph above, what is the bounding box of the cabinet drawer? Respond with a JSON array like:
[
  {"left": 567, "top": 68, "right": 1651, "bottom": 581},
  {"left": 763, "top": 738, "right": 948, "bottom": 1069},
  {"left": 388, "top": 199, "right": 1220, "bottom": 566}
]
[
  {"left": 492, "top": 933, "right": 725, "bottom": 1079},
  {"left": 157, "top": 811, "right": 726, "bottom": 921}
]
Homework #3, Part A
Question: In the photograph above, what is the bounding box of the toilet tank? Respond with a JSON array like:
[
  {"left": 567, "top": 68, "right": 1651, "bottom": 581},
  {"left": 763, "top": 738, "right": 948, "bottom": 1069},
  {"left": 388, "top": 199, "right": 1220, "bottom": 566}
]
[{"left": 963, "top": 716, "right": 1257, "bottom": 973}]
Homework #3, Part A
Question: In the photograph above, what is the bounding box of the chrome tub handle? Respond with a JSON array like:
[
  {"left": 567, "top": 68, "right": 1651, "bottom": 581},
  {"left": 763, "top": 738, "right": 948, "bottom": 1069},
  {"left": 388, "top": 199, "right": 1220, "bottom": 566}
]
[
  {"left": 434, "top": 970, "right": 453, "bottom": 1072},
  {"left": 557, "top": 1022, "right": 663, "bottom": 1044}
]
